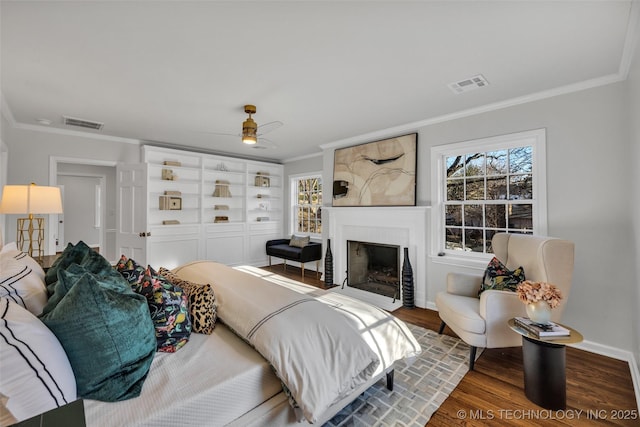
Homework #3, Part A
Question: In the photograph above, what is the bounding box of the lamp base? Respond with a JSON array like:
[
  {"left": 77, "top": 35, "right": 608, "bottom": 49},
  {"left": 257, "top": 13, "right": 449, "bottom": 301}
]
[{"left": 17, "top": 216, "right": 45, "bottom": 260}]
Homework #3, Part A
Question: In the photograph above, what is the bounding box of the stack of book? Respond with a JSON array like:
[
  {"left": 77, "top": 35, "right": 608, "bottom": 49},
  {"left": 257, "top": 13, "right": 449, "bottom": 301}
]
[{"left": 514, "top": 317, "right": 570, "bottom": 338}]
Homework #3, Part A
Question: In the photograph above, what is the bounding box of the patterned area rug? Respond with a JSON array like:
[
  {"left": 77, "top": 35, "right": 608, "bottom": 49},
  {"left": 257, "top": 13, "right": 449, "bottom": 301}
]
[{"left": 325, "top": 323, "right": 478, "bottom": 427}]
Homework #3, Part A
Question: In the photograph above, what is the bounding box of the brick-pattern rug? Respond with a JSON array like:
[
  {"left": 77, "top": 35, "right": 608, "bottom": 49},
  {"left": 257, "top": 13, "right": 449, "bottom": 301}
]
[{"left": 325, "top": 323, "right": 478, "bottom": 427}]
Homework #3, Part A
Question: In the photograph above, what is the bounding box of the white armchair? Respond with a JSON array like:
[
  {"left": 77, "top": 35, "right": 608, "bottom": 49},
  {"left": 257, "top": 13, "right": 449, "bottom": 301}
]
[{"left": 435, "top": 233, "right": 575, "bottom": 370}]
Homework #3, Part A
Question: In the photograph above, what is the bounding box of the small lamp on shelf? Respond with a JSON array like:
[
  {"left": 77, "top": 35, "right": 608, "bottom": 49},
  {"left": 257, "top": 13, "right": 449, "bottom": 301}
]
[{"left": 0, "top": 183, "right": 63, "bottom": 260}]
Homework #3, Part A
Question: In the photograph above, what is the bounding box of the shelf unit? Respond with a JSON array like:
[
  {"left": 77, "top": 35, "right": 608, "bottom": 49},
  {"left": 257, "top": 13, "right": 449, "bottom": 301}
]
[{"left": 141, "top": 146, "right": 283, "bottom": 268}]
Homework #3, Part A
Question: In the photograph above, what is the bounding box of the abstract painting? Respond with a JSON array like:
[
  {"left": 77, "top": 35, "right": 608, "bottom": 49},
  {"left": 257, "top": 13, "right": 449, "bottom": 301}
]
[{"left": 333, "top": 133, "right": 417, "bottom": 206}]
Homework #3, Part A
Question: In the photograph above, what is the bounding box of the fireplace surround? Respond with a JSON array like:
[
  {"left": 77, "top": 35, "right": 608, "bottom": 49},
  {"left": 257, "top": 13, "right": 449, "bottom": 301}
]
[{"left": 324, "top": 206, "right": 429, "bottom": 311}]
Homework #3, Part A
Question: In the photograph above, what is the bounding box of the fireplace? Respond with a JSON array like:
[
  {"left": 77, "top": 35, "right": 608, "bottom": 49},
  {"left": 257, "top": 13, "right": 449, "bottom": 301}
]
[
  {"left": 324, "top": 206, "right": 429, "bottom": 311},
  {"left": 347, "top": 241, "right": 400, "bottom": 300}
]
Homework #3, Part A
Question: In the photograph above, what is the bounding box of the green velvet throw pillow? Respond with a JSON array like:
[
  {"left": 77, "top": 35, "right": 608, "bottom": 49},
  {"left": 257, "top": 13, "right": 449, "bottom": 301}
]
[
  {"left": 45, "top": 241, "right": 111, "bottom": 293},
  {"left": 39, "top": 263, "right": 156, "bottom": 402}
]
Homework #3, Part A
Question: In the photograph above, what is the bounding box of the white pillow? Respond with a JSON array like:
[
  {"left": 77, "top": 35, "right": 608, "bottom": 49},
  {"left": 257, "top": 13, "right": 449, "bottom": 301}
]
[
  {"left": 0, "top": 253, "right": 47, "bottom": 316},
  {"left": 0, "top": 298, "right": 77, "bottom": 423},
  {"left": 0, "top": 242, "right": 17, "bottom": 254}
]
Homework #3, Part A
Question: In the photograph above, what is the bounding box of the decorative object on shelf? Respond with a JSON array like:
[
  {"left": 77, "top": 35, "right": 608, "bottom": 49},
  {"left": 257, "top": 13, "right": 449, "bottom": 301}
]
[
  {"left": 215, "top": 162, "right": 228, "bottom": 171},
  {"left": 332, "top": 133, "right": 417, "bottom": 207},
  {"left": 257, "top": 193, "right": 268, "bottom": 199},
  {"left": 516, "top": 280, "right": 562, "bottom": 325},
  {"left": 162, "top": 220, "right": 180, "bottom": 225},
  {"left": 214, "top": 205, "right": 229, "bottom": 210},
  {"left": 169, "top": 198, "right": 182, "bottom": 210},
  {"left": 163, "top": 160, "right": 181, "bottom": 167},
  {"left": 214, "top": 216, "right": 229, "bottom": 223},
  {"left": 213, "top": 180, "right": 232, "bottom": 197},
  {"left": 325, "top": 239, "right": 334, "bottom": 287},
  {"left": 159, "top": 195, "right": 171, "bottom": 210},
  {"left": 0, "top": 183, "right": 63, "bottom": 261},
  {"left": 164, "top": 190, "right": 181, "bottom": 196},
  {"left": 402, "top": 247, "right": 415, "bottom": 308},
  {"left": 256, "top": 216, "right": 270, "bottom": 222},
  {"left": 255, "top": 172, "right": 270, "bottom": 187},
  {"left": 161, "top": 168, "right": 177, "bottom": 181},
  {"left": 258, "top": 201, "right": 270, "bottom": 211}
]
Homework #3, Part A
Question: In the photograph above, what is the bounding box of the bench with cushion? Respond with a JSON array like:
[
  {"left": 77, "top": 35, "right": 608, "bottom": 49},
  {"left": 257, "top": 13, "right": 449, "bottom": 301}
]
[{"left": 266, "top": 236, "right": 322, "bottom": 278}]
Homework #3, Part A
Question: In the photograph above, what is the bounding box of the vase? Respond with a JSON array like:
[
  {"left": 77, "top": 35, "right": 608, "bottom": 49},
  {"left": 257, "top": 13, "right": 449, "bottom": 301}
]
[
  {"left": 526, "top": 300, "right": 552, "bottom": 325},
  {"left": 402, "top": 247, "right": 414, "bottom": 308},
  {"left": 324, "top": 239, "right": 333, "bottom": 287}
]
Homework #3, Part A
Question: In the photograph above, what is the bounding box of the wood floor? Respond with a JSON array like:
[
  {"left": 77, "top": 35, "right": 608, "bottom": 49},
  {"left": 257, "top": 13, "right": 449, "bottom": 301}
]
[{"left": 261, "top": 264, "right": 639, "bottom": 426}]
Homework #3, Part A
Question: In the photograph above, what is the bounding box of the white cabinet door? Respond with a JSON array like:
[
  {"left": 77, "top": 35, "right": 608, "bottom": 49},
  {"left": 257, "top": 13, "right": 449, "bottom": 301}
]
[{"left": 116, "top": 163, "right": 148, "bottom": 264}]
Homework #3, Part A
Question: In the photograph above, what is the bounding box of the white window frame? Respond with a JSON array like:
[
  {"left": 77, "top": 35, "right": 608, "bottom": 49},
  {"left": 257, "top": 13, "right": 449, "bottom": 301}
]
[
  {"left": 430, "top": 128, "right": 547, "bottom": 264},
  {"left": 289, "top": 172, "right": 323, "bottom": 238}
]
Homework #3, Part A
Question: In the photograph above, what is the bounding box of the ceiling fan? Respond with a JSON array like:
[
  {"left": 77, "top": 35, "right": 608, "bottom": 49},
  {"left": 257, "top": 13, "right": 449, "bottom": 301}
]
[{"left": 204, "top": 105, "right": 283, "bottom": 149}]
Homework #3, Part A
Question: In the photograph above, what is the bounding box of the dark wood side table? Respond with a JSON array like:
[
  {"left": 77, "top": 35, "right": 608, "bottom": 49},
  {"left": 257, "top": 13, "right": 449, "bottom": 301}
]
[
  {"left": 12, "top": 399, "right": 86, "bottom": 427},
  {"left": 508, "top": 318, "right": 583, "bottom": 410},
  {"left": 37, "top": 254, "right": 61, "bottom": 272}
]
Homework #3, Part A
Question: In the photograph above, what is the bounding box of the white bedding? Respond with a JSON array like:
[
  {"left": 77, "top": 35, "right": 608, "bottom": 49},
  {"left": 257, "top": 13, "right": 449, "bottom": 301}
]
[
  {"left": 174, "top": 261, "right": 381, "bottom": 424},
  {"left": 84, "top": 325, "right": 282, "bottom": 427},
  {"left": 174, "top": 261, "right": 421, "bottom": 424}
]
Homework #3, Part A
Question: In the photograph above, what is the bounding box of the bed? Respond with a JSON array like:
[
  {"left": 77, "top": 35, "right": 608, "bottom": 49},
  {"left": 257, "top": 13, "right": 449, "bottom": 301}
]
[{"left": 0, "top": 242, "right": 421, "bottom": 427}]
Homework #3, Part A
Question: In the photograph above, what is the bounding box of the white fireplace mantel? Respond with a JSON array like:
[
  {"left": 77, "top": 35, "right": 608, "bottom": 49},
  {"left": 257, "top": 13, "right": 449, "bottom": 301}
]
[{"left": 324, "top": 206, "right": 430, "bottom": 310}]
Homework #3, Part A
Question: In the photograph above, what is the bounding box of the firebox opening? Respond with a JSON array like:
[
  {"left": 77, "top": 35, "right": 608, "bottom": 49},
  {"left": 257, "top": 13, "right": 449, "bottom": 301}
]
[{"left": 347, "top": 240, "right": 400, "bottom": 299}]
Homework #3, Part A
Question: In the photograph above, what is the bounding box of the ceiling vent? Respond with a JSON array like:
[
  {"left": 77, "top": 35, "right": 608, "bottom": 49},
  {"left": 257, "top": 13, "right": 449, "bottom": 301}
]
[
  {"left": 448, "top": 74, "right": 489, "bottom": 94},
  {"left": 63, "top": 116, "right": 104, "bottom": 130}
]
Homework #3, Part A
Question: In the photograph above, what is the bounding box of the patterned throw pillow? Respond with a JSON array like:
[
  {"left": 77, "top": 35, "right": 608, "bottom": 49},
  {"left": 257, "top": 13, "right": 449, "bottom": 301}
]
[
  {"left": 478, "top": 256, "right": 526, "bottom": 296},
  {"left": 159, "top": 267, "right": 217, "bottom": 335},
  {"left": 116, "top": 257, "right": 192, "bottom": 352},
  {"left": 289, "top": 234, "right": 310, "bottom": 248}
]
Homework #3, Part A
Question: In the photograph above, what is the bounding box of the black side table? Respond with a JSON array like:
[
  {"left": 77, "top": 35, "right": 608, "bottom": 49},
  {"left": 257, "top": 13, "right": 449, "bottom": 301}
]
[{"left": 508, "top": 318, "right": 583, "bottom": 410}]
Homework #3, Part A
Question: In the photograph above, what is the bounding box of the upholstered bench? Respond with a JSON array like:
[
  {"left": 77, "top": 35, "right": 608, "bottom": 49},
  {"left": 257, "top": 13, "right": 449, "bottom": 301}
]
[{"left": 266, "top": 237, "right": 322, "bottom": 279}]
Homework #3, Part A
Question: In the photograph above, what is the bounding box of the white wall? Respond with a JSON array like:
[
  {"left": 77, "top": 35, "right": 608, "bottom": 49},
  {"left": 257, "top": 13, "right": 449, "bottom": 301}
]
[
  {"left": 2, "top": 124, "right": 139, "bottom": 246},
  {"left": 309, "top": 81, "right": 637, "bottom": 357},
  {"left": 627, "top": 26, "right": 640, "bottom": 372}
]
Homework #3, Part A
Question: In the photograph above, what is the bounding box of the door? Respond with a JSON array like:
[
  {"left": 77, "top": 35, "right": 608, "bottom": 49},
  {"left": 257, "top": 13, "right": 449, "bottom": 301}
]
[
  {"left": 57, "top": 175, "right": 104, "bottom": 250},
  {"left": 116, "top": 163, "right": 147, "bottom": 264}
]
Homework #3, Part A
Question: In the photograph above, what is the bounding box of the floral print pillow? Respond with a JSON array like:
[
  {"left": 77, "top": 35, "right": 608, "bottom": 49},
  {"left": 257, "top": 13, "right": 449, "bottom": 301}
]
[
  {"left": 478, "top": 256, "right": 525, "bottom": 296},
  {"left": 116, "top": 256, "right": 192, "bottom": 352}
]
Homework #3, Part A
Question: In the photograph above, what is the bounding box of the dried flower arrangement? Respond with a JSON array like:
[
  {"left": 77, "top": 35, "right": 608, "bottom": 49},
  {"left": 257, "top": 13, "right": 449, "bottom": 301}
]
[{"left": 516, "top": 280, "right": 562, "bottom": 308}]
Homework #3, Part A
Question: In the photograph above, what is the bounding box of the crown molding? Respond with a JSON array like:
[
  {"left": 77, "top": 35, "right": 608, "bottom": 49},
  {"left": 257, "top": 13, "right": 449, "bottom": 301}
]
[
  {"left": 0, "top": 92, "right": 17, "bottom": 126},
  {"left": 320, "top": 72, "right": 625, "bottom": 152},
  {"left": 282, "top": 150, "right": 323, "bottom": 164}
]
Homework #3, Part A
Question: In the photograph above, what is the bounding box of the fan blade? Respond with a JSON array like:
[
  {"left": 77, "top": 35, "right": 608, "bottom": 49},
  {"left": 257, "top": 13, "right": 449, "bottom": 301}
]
[
  {"left": 254, "top": 137, "right": 279, "bottom": 149},
  {"left": 257, "top": 121, "right": 283, "bottom": 136}
]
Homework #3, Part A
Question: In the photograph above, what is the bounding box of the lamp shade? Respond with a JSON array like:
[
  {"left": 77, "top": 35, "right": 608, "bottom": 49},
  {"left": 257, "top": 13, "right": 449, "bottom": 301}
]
[{"left": 0, "top": 184, "right": 63, "bottom": 215}]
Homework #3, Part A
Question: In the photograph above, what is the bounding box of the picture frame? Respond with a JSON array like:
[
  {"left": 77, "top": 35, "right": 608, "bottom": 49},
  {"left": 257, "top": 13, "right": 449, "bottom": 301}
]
[
  {"left": 332, "top": 133, "right": 417, "bottom": 206},
  {"left": 169, "top": 197, "right": 182, "bottom": 210}
]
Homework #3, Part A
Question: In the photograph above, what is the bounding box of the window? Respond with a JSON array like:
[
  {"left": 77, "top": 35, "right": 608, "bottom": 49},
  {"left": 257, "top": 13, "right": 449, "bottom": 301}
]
[
  {"left": 431, "top": 129, "right": 547, "bottom": 257},
  {"left": 290, "top": 173, "right": 322, "bottom": 236}
]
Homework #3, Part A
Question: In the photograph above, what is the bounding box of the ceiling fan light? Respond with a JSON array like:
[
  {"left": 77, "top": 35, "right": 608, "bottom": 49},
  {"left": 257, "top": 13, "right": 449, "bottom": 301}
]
[
  {"left": 242, "top": 116, "right": 258, "bottom": 144},
  {"left": 242, "top": 135, "right": 257, "bottom": 144}
]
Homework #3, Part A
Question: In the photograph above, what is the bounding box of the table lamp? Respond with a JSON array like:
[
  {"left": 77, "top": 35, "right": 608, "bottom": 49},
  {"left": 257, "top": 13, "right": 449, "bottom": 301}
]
[{"left": 0, "top": 183, "right": 63, "bottom": 260}]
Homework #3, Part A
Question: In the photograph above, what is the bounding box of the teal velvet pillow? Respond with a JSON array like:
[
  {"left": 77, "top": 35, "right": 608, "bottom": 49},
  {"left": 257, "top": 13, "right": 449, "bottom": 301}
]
[
  {"left": 39, "top": 263, "right": 156, "bottom": 402},
  {"left": 45, "top": 241, "right": 110, "bottom": 294}
]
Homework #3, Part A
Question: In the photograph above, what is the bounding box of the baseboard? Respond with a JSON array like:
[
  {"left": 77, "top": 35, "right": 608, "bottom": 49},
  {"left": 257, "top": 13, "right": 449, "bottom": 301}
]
[
  {"left": 427, "top": 302, "right": 640, "bottom": 410},
  {"left": 574, "top": 340, "right": 640, "bottom": 412}
]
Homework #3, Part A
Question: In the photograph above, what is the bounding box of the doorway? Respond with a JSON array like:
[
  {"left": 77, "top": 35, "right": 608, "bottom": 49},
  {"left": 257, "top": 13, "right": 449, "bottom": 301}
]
[
  {"left": 51, "top": 159, "right": 117, "bottom": 262},
  {"left": 57, "top": 174, "right": 105, "bottom": 252}
]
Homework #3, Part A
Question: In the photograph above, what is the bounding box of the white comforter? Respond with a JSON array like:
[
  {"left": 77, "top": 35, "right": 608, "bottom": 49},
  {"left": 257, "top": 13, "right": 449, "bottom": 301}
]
[{"left": 173, "top": 261, "right": 421, "bottom": 424}]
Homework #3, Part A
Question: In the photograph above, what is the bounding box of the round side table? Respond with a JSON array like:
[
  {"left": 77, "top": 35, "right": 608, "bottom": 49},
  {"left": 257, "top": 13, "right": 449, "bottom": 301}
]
[{"left": 508, "top": 318, "right": 583, "bottom": 410}]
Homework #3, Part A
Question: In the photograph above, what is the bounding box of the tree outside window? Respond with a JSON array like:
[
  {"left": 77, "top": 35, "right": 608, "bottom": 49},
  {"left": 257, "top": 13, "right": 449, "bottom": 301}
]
[
  {"left": 291, "top": 174, "right": 322, "bottom": 236},
  {"left": 432, "top": 129, "right": 546, "bottom": 257}
]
